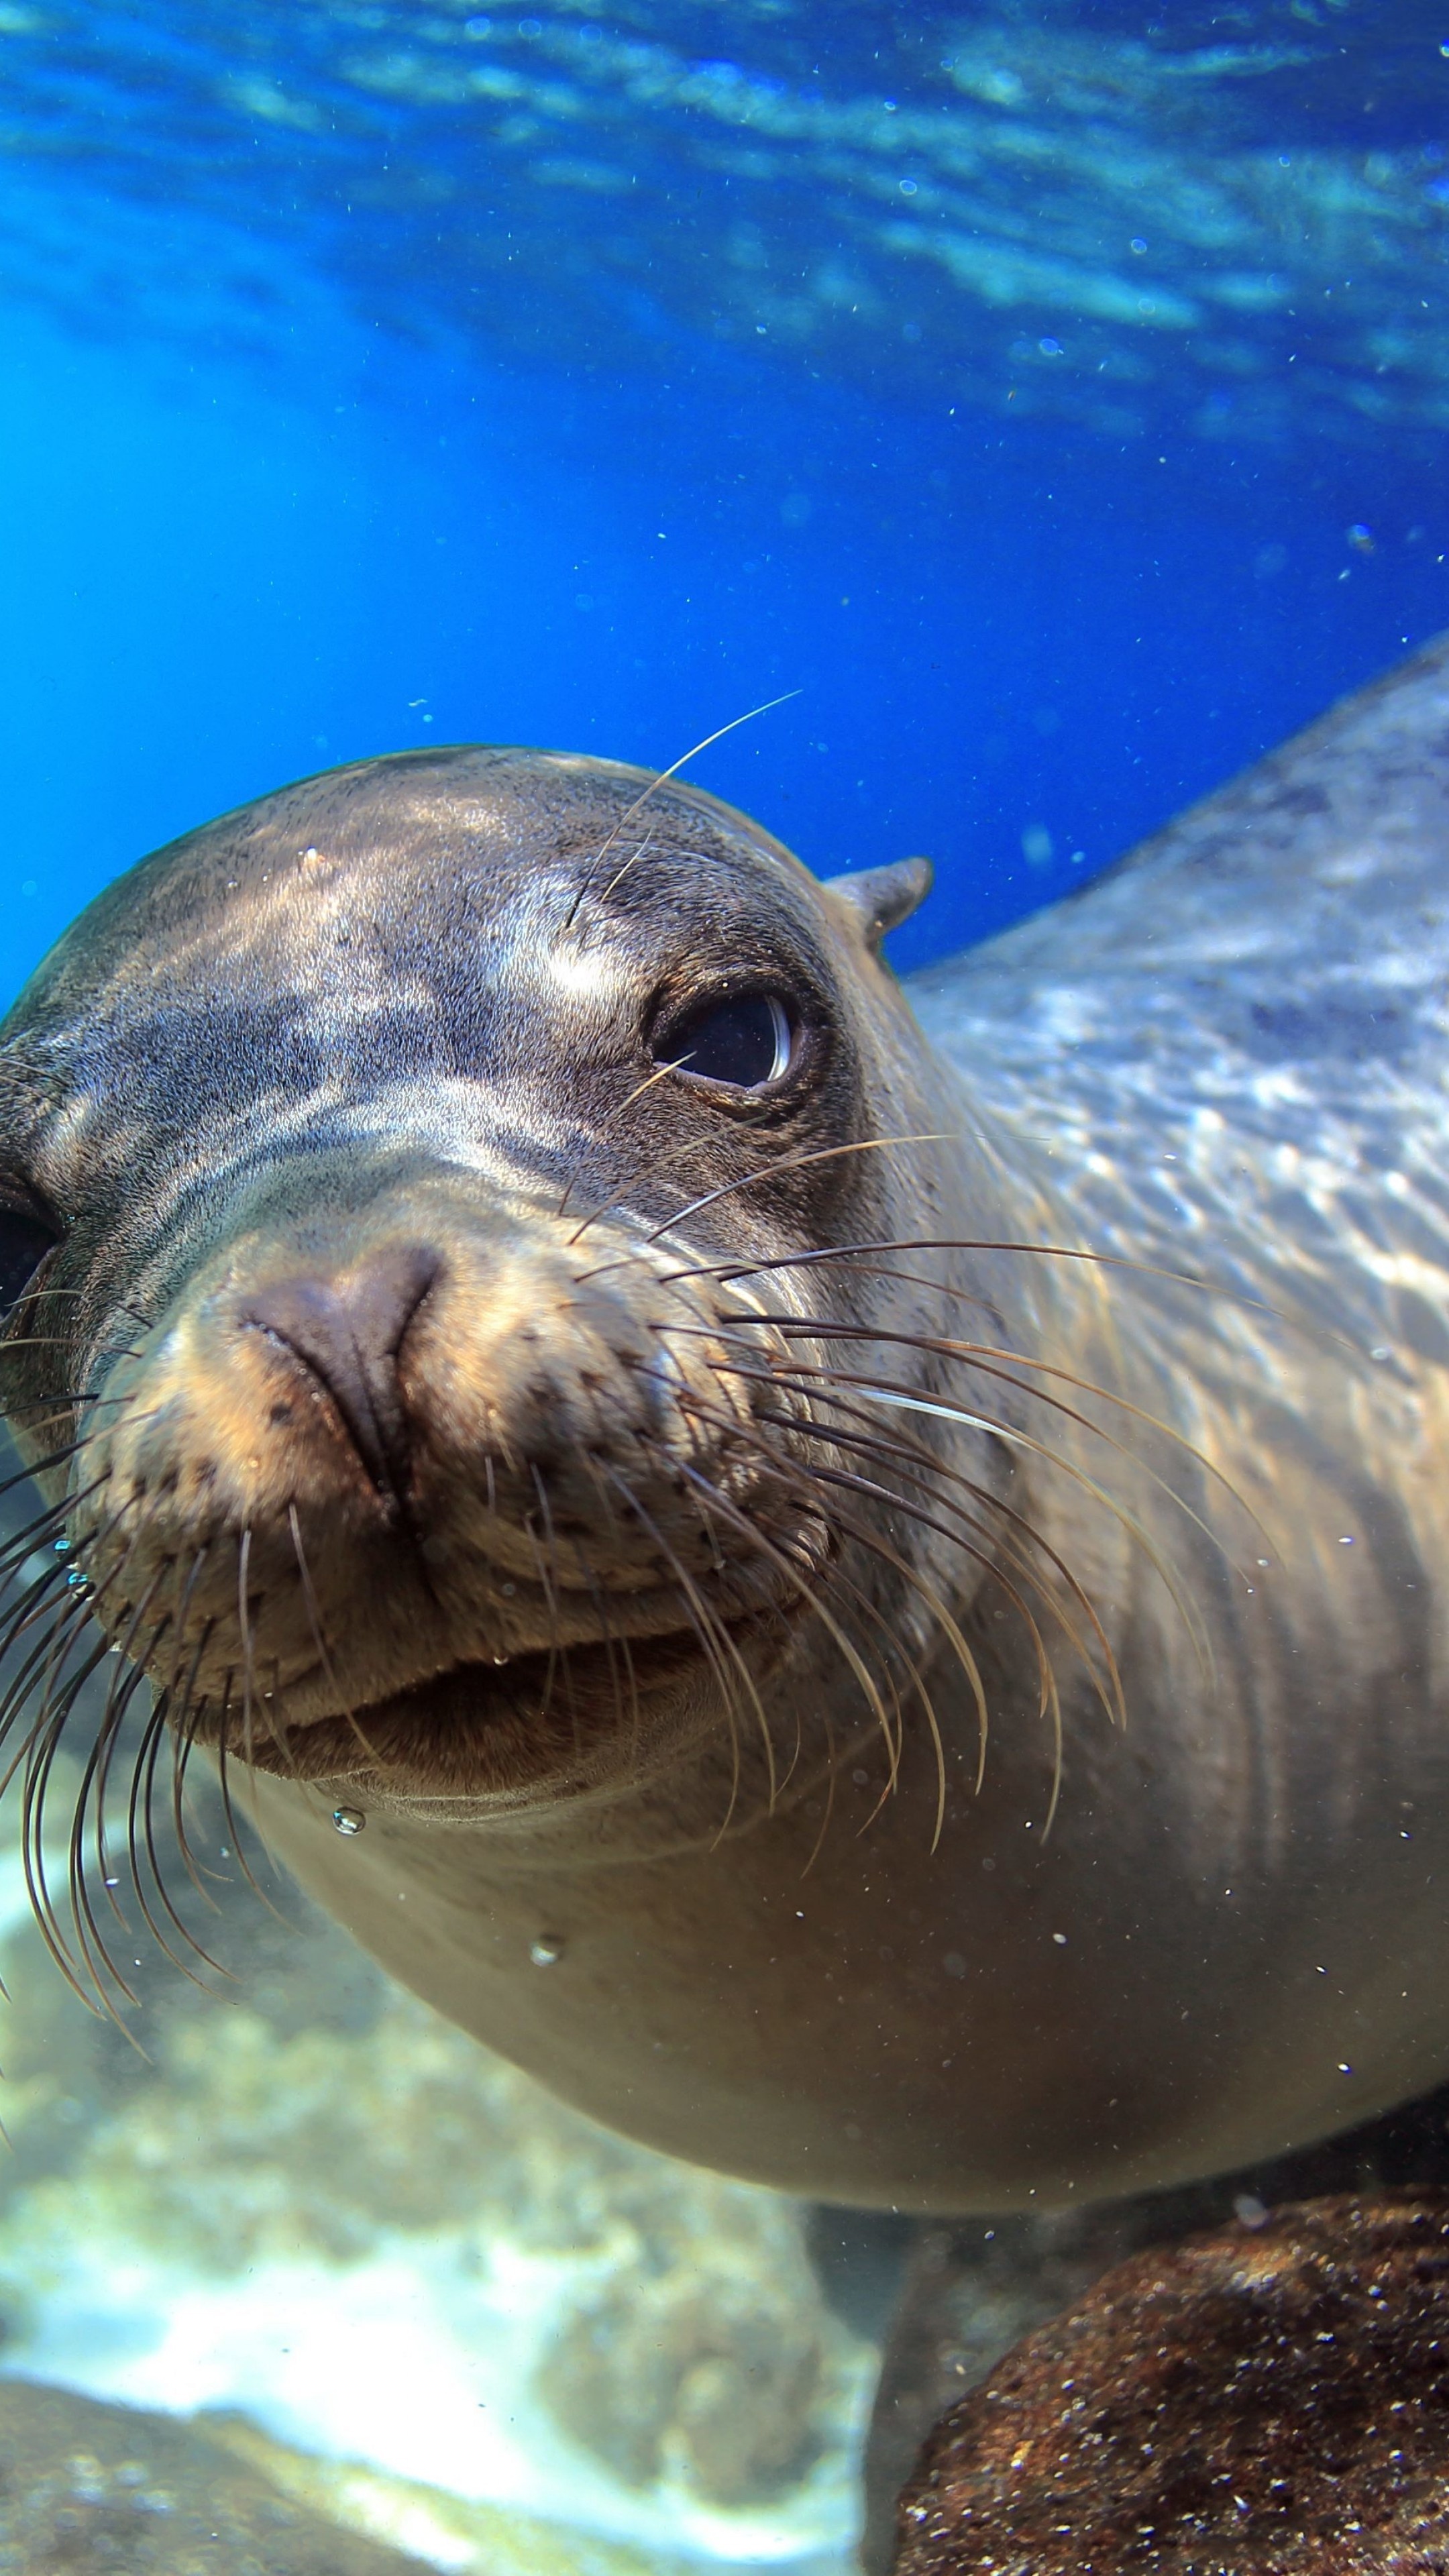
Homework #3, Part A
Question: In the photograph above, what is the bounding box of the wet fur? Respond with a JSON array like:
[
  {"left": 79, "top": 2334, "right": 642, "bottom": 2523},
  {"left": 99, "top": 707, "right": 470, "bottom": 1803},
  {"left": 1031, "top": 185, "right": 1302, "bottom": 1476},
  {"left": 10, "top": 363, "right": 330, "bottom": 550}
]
[{"left": 1, "top": 647, "right": 1448, "bottom": 2210}]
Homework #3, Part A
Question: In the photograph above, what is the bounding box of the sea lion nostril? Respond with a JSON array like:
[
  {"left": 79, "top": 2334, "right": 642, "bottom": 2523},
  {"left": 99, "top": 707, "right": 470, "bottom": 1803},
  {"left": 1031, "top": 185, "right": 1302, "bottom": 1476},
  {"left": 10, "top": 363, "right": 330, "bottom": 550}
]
[{"left": 241, "top": 1243, "right": 441, "bottom": 1495}]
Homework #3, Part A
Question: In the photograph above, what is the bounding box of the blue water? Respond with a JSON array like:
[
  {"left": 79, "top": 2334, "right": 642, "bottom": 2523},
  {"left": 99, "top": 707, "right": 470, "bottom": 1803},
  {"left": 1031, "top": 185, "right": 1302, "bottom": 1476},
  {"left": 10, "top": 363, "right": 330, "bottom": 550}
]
[
  {"left": 1, "top": 9, "right": 1448, "bottom": 2567},
  {"left": 2, "top": 1, "right": 1446, "bottom": 1006}
]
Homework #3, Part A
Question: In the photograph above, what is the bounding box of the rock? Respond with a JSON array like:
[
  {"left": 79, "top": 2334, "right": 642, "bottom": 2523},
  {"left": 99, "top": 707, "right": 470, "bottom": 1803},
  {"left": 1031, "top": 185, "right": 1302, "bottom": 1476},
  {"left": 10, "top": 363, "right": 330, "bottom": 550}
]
[
  {"left": 536, "top": 2243, "right": 829, "bottom": 2504},
  {"left": 892, "top": 2193, "right": 1449, "bottom": 2573},
  {"left": 0, "top": 2374, "right": 431, "bottom": 2573}
]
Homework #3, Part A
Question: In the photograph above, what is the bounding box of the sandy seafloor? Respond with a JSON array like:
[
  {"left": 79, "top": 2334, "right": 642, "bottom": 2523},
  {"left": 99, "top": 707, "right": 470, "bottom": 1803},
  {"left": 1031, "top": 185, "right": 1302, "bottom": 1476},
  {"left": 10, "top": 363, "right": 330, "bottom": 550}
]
[{"left": 0, "top": 1721, "right": 878, "bottom": 2574}]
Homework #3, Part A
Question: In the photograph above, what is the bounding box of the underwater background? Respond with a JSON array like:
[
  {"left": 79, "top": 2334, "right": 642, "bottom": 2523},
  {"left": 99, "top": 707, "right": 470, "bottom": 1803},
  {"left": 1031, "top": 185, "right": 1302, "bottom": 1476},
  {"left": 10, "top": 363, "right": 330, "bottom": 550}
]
[{"left": 1, "top": 2, "right": 1448, "bottom": 2570}]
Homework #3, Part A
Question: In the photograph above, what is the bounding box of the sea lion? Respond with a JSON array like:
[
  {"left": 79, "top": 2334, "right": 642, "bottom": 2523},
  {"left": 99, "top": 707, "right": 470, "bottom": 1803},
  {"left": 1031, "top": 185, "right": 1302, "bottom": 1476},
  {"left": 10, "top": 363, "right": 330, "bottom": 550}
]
[{"left": 1, "top": 637, "right": 1448, "bottom": 2215}]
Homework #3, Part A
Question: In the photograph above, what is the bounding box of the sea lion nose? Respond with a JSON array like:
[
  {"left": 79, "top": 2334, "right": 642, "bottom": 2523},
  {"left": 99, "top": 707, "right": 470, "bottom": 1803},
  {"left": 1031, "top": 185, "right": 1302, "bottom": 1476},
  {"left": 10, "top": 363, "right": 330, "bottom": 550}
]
[{"left": 242, "top": 1243, "right": 441, "bottom": 1497}]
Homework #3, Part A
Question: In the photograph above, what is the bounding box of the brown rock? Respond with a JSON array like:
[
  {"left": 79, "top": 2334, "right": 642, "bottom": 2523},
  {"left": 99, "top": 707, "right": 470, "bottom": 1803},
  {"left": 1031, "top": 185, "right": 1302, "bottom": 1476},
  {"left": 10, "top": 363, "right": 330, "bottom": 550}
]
[
  {"left": 892, "top": 2193, "right": 1449, "bottom": 2573},
  {"left": 0, "top": 2375, "right": 433, "bottom": 2573}
]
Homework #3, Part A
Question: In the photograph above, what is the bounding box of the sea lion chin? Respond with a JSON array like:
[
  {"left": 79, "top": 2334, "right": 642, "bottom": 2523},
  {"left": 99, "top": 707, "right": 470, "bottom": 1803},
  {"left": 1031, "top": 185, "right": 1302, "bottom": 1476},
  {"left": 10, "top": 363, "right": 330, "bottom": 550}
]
[{"left": 4, "top": 655, "right": 1449, "bottom": 2214}]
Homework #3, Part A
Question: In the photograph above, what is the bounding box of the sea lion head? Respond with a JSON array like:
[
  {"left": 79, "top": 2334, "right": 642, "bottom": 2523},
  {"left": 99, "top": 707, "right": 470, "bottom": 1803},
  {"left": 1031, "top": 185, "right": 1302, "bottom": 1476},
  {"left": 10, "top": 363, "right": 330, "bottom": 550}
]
[{"left": 0, "top": 749, "right": 979, "bottom": 1833}]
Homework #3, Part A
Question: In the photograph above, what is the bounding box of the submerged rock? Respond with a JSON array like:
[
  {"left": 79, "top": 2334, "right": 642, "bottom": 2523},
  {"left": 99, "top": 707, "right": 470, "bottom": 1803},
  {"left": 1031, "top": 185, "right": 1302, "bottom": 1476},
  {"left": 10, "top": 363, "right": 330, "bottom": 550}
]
[
  {"left": 537, "top": 2242, "right": 829, "bottom": 2504},
  {"left": 892, "top": 2194, "right": 1449, "bottom": 2573},
  {"left": 0, "top": 1764, "right": 867, "bottom": 2558},
  {"left": 0, "top": 2375, "right": 429, "bottom": 2573}
]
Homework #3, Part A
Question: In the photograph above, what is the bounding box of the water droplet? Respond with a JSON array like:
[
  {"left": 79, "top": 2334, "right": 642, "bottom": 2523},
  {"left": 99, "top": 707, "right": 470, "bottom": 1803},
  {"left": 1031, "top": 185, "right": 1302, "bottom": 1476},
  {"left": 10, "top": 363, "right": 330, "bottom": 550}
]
[
  {"left": 66, "top": 1569, "right": 87, "bottom": 1590},
  {"left": 52, "top": 1539, "right": 70, "bottom": 1556},
  {"left": 332, "top": 1806, "right": 365, "bottom": 1837},
  {"left": 530, "top": 1934, "right": 564, "bottom": 1966},
  {"left": 491, "top": 1654, "right": 509, "bottom": 1667}
]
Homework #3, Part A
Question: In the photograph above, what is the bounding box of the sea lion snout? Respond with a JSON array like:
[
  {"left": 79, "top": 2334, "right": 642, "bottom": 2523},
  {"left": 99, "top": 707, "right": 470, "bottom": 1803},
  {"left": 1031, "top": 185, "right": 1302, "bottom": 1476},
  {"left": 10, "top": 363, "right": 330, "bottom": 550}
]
[
  {"left": 68, "top": 1163, "right": 815, "bottom": 1799},
  {"left": 240, "top": 1241, "right": 443, "bottom": 1498}
]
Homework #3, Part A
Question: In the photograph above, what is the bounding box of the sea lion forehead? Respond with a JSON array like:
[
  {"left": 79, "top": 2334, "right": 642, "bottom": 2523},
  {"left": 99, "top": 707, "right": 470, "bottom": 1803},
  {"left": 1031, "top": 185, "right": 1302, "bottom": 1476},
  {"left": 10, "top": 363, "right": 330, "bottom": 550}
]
[{"left": 5, "top": 747, "right": 818, "bottom": 1044}]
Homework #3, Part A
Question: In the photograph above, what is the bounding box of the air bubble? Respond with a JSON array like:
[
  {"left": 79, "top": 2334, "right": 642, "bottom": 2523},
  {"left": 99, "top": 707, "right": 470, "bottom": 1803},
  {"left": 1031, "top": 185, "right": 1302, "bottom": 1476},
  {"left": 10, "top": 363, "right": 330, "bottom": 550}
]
[
  {"left": 332, "top": 1806, "right": 365, "bottom": 1837},
  {"left": 530, "top": 1935, "right": 564, "bottom": 1966}
]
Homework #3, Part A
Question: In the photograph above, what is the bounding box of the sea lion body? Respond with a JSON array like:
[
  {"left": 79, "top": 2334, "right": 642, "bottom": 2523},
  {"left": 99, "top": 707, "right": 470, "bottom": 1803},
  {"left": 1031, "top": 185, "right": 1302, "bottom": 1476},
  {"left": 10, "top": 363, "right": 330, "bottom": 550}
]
[{"left": 3, "top": 643, "right": 1449, "bottom": 2213}]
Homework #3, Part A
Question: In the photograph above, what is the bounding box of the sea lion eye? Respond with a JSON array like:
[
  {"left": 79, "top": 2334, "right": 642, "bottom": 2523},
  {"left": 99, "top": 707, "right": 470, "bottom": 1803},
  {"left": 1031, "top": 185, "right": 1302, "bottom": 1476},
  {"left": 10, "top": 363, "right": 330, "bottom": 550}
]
[
  {"left": 0, "top": 1201, "right": 61, "bottom": 1318},
  {"left": 661, "top": 993, "right": 794, "bottom": 1089}
]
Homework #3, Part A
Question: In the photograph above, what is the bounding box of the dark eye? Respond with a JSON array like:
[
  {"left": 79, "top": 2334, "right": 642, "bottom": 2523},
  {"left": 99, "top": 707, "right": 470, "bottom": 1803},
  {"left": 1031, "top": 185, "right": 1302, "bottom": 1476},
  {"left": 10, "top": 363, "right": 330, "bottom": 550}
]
[
  {"left": 0, "top": 1203, "right": 60, "bottom": 1316},
  {"left": 661, "top": 993, "right": 794, "bottom": 1089}
]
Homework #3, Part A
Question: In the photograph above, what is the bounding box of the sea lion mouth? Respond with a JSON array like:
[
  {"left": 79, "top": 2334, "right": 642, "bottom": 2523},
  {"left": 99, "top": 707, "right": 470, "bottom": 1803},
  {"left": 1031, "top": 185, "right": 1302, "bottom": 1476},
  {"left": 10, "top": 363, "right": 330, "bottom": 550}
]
[{"left": 214, "top": 1612, "right": 784, "bottom": 1792}]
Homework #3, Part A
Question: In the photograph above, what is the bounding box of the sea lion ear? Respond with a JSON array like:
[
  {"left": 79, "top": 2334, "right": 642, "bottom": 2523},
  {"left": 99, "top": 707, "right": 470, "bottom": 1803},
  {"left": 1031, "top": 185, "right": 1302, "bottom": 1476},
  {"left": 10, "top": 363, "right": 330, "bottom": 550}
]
[{"left": 821, "top": 857, "right": 934, "bottom": 952}]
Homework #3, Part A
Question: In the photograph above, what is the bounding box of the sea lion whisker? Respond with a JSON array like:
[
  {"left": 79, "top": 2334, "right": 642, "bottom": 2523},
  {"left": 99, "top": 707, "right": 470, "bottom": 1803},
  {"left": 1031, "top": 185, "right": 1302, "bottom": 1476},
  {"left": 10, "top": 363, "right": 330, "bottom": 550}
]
[
  {"left": 214, "top": 1717, "right": 294, "bottom": 1929},
  {"left": 0, "top": 1466, "right": 114, "bottom": 1592},
  {"left": 91, "top": 1595, "right": 172, "bottom": 1927},
  {"left": 135, "top": 1550, "right": 236, "bottom": 1949},
  {"left": 0, "top": 1591, "right": 99, "bottom": 1771},
  {"left": 733, "top": 1309, "right": 1267, "bottom": 1559},
  {"left": 666, "top": 1444, "right": 904, "bottom": 1801},
  {"left": 786, "top": 1483, "right": 961, "bottom": 1845},
  {"left": 564, "top": 1096, "right": 777, "bottom": 1248},
  {"left": 523, "top": 1472, "right": 570, "bottom": 1737},
  {"left": 710, "top": 1339, "right": 1214, "bottom": 1681},
  {"left": 750, "top": 1395, "right": 1123, "bottom": 1738},
  {"left": 573, "top": 1135, "right": 955, "bottom": 1283},
  {"left": 655, "top": 1234, "right": 1281, "bottom": 1317},
  {"left": 597, "top": 1459, "right": 763, "bottom": 1827},
  {"left": 0, "top": 1491, "right": 133, "bottom": 1719},
  {"left": 814, "top": 1345, "right": 1236, "bottom": 1659},
  {"left": 284, "top": 1508, "right": 394, "bottom": 1776},
  {"left": 15, "top": 1527, "right": 155, "bottom": 2025},
  {"left": 660, "top": 1400, "right": 936, "bottom": 1814},
  {"left": 170, "top": 1630, "right": 229, "bottom": 1906},
  {"left": 784, "top": 1362, "right": 1217, "bottom": 1690},
  {"left": 555, "top": 1054, "right": 692, "bottom": 1222},
  {"left": 570, "top": 1452, "right": 670, "bottom": 1792},
  {"left": 564, "top": 1462, "right": 644, "bottom": 1768},
  {"left": 0, "top": 1559, "right": 76, "bottom": 1664},
  {"left": 769, "top": 1443, "right": 1069, "bottom": 1831},
  {"left": 0, "top": 1434, "right": 97, "bottom": 1511},
  {"left": 51, "top": 1534, "right": 164, "bottom": 1917},
  {"left": 127, "top": 1692, "right": 233, "bottom": 1990},
  {"left": 748, "top": 1407, "right": 1061, "bottom": 1727},
  {"left": 700, "top": 1314, "right": 1255, "bottom": 1637},
  {"left": 561, "top": 688, "right": 801, "bottom": 930},
  {"left": 660, "top": 1438, "right": 796, "bottom": 1817},
  {"left": 64, "top": 1595, "right": 169, "bottom": 2010},
  {"left": 235, "top": 1529, "right": 259, "bottom": 1770},
  {"left": 19, "top": 1686, "right": 124, "bottom": 2017},
  {"left": 792, "top": 1358, "right": 1214, "bottom": 1676}
]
